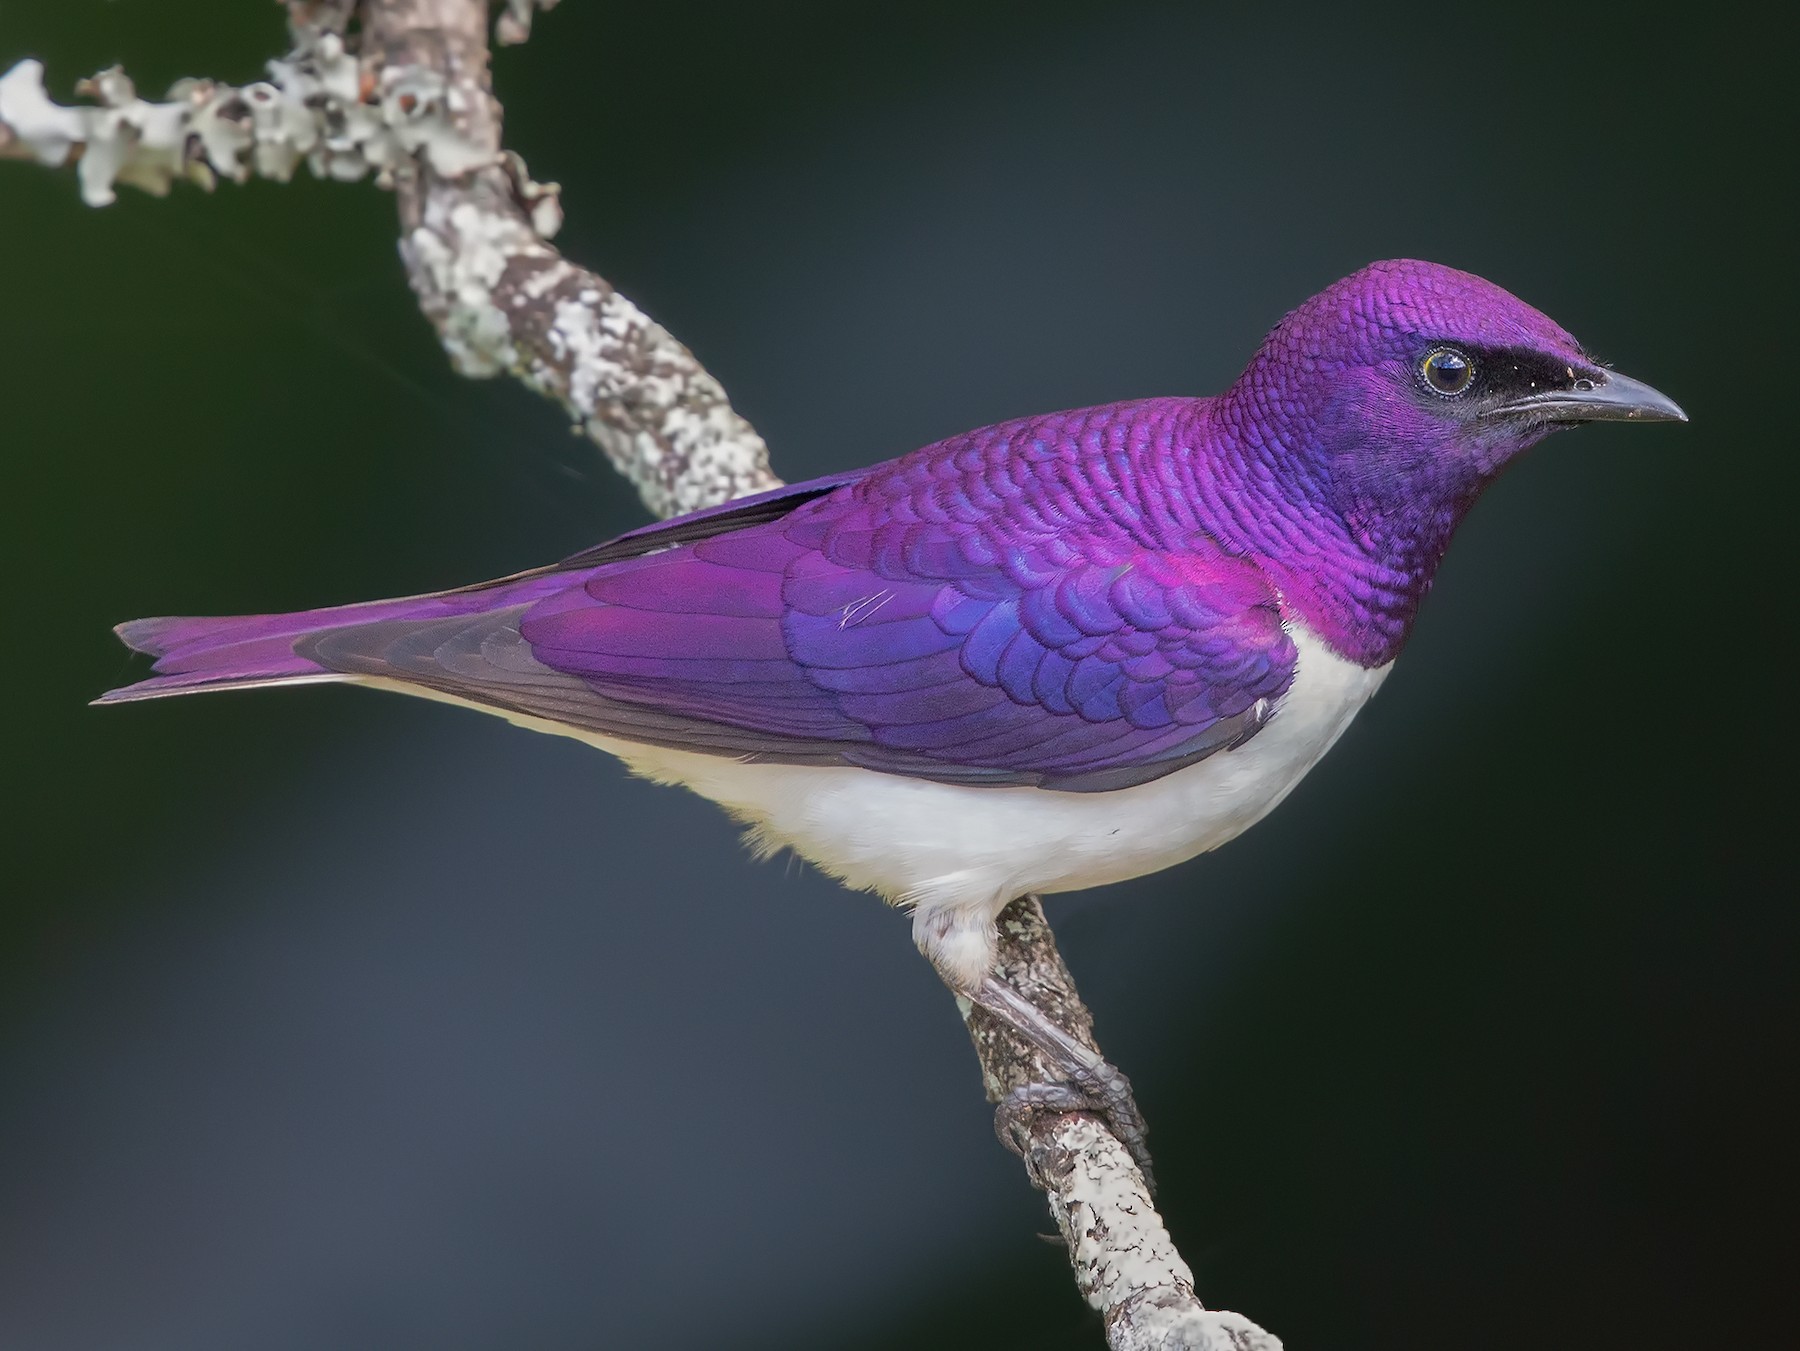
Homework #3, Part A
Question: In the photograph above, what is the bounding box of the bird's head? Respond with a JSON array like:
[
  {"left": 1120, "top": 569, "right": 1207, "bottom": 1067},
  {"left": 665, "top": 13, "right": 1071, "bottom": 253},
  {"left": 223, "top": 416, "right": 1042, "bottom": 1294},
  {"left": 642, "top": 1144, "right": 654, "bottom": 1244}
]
[
  {"left": 1230, "top": 258, "right": 1684, "bottom": 503},
  {"left": 1213, "top": 259, "right": 1685, "bottom": 660}
]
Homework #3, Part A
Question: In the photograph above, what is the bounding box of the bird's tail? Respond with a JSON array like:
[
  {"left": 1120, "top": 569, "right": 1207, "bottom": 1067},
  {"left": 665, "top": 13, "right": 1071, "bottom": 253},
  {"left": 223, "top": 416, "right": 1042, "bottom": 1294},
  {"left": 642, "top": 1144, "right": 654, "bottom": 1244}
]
[{"left": 96, "top": 571, "right": 569, "bottom": 705}]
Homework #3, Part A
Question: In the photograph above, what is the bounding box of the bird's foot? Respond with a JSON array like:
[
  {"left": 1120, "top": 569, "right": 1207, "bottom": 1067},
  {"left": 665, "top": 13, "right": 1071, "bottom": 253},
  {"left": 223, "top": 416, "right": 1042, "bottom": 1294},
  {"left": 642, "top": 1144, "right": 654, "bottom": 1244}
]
[
  {"left": 970, "top": 975, "right": 1157, "bottom": 1193},
  {"left": 995, "top": 1072, "right": 1155, "bottom": 1193}
]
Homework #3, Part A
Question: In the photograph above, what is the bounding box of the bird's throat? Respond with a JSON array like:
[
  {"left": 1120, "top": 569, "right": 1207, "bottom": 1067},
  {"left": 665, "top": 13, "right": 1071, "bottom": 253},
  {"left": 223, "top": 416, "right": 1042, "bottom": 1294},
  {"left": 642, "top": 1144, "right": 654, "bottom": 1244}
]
[{"left": 1180, "top": 399, "right": 1471, "bottom": 668}]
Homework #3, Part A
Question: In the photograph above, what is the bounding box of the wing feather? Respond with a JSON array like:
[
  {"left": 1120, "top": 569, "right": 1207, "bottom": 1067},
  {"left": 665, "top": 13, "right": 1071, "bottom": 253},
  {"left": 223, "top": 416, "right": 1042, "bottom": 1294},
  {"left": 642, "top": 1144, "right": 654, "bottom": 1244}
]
[{"left": 308, "top": 407, "right": 1300, "bottom": 791}]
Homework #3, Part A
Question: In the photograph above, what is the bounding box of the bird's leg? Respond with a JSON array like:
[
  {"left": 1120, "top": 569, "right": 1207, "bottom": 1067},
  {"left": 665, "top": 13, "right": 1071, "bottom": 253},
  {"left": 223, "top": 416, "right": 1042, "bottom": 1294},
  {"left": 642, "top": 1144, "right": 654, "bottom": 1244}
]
[
  {"left": 915, "top": 896, "right": 1155, "bottom": 1186},
  {"left": 969, "top": 974, "right": 1156, "bottom": 1191}
]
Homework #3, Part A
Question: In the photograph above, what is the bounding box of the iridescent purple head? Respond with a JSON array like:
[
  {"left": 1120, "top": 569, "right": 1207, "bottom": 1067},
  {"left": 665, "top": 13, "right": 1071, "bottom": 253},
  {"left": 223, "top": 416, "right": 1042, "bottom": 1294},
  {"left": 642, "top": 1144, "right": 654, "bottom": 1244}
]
[
  {"left": 1232, "top": 259, "right": 1683, "bottom": 489},
  {"left": 1211, "top": 259, "right": 1685, "bottom": 661}
]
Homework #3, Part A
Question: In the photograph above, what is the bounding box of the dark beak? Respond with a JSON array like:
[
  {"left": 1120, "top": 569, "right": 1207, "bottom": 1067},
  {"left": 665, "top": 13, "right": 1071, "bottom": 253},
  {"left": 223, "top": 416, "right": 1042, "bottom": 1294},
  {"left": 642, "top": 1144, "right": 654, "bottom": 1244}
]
[{"left": 1486, "top": 368, "right": 1688, "bottom": 424}]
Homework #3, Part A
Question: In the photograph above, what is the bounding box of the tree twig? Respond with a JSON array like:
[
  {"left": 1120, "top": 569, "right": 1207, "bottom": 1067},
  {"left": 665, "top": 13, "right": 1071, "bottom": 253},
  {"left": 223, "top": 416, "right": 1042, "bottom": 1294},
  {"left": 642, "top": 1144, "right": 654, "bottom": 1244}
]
[{"left": 3, "top": 5, "right": 1279, "bottom": 1345}]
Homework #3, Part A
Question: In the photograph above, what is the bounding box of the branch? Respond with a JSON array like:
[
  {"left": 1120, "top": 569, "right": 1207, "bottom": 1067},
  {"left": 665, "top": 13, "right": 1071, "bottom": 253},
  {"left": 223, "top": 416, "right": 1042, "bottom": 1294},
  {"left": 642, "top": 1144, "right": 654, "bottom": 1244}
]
[
  {"left": 0, "top": 0, "right": 772, "bottom": 517},
  {"left": 3, "top": 5, "right": 1277, "bottom": 1345},
  {"left": 974, "top": 899, "right": 1281, "bottom": 1349},
  {"left": 360, "top": 0, "right": 779, "bottom": 518}
]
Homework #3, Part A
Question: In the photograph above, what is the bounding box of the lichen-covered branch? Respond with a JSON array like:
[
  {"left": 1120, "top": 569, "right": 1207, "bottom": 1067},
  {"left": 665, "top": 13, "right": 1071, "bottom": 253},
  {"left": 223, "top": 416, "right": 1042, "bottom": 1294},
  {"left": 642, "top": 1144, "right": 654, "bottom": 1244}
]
[
  {"left": 2, "top": 3, "right": 1276, "bottom": 1344},
  {"left": 0, "top": 0, "right": 776, "bottom": 519},
  {"left": 0, "top": 24, "right": 490, "bottom": 206},
  {"left": 359, "top": 0, "right": 779, "bottom": 517}
]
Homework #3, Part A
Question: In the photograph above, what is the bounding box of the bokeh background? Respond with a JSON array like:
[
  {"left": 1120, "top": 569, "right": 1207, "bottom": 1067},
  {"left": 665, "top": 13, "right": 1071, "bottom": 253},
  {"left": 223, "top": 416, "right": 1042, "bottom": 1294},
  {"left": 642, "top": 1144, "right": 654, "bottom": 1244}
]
[{"left": 2, "top": 3, "right": 1791, "bottom": 1348}]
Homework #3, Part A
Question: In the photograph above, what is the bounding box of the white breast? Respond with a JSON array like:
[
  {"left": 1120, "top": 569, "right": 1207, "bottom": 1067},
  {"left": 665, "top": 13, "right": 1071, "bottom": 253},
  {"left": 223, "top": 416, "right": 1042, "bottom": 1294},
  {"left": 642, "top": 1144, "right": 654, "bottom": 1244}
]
[{"left": 364, "top": 622, "right": 1387, "bottom": 986}]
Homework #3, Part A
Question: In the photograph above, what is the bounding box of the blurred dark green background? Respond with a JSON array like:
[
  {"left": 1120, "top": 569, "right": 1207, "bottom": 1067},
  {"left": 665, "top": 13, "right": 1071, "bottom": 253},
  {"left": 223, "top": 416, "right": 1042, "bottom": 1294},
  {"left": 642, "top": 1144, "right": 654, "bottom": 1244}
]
[{"left": 2, "top": 3, "right": 1791, "bottom": 1348}]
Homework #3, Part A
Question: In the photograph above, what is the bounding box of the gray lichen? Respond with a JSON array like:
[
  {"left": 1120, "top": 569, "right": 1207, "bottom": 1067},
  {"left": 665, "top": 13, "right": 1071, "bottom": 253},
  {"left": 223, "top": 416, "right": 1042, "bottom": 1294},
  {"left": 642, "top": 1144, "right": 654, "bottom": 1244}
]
[
  {"left": 495, "top": 0, "right": 563, "bottom": 46},
  {"left": 0, "top": 30, "right": 492, "bottom": 207}
]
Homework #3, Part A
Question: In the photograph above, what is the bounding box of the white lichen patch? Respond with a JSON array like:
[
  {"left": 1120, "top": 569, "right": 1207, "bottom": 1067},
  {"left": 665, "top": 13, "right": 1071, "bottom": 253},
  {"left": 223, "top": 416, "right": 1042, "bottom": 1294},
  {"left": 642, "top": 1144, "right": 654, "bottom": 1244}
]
[
  {"left": 403, "top": 224, "right": 511, "bottom": 377},
  {"left": 1056, "top": 1119, "right": 1190, "bottom": 1306},
  {"left": 553, "top": 298, "right": 608, "bottom": 415},
  {"left": 0, "top": 60, "right": 85, "bottom": 164},
  {"left": 495, "top": 0, "right": 564, "bottom": 47}
]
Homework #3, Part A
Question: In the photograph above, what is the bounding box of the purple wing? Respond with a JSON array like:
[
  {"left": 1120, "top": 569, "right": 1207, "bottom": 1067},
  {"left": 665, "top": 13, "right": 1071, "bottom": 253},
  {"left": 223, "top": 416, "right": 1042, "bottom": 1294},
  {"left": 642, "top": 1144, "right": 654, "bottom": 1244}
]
[
  {"left": 110, "top": 402, "right": 1298, "bottom": 792},
  {"left": 499, "top": 405, "right": 1293, "bottom": 791},
  {"left": 512, "top": 513, "right": 1295, "bottom": 790}
]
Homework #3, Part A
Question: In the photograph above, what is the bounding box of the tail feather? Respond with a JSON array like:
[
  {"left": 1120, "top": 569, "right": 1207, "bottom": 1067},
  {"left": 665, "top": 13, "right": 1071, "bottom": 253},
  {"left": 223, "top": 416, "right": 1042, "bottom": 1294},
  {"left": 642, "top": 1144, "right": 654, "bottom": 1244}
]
[
  {"left": 99, "top": 613, "right": 344, "bottom": 703},
  {"left": 98, "top": 572, "right": 571, "bottom": 705}
]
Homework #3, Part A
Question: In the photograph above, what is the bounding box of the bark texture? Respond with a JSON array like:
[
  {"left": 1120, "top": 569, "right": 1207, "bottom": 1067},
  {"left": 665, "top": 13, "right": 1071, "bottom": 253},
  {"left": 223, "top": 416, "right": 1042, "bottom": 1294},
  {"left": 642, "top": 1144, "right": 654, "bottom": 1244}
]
[{"left": 2, "top": 5, "right": 1279, "bottom": 1346}]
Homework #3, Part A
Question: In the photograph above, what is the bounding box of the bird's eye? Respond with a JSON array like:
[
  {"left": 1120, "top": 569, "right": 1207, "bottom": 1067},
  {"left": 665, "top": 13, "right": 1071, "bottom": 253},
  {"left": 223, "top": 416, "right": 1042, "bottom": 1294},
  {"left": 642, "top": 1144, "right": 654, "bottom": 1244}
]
[{"left": 1421, "top": 348, "right": 1475, "bottom": 396}]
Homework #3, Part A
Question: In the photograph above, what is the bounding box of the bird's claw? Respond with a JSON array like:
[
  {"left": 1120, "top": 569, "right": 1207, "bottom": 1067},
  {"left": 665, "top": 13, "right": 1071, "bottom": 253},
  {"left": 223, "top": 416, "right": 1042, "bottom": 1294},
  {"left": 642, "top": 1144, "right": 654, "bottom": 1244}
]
[
  {"left": 994, "top": 1069, "right": 1156, "bottom": 1195},
  {"left": 968, "top": 972, "right": 1158, "bottom": 1192}
]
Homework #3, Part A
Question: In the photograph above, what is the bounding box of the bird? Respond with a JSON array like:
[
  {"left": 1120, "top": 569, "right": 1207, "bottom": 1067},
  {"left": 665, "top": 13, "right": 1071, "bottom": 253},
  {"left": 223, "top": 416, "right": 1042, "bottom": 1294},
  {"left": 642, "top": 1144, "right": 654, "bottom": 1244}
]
[{"left": 100, "top": 259, "right": 1684, "bottom": 1162}]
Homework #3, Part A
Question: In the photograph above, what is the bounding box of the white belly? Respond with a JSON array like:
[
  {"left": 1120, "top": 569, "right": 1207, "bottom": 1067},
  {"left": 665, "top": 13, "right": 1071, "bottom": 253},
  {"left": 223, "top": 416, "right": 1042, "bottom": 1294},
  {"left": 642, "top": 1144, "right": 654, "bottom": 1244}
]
[{"left": 366, "top": 622, "right": 1387, "bottom": 985}]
